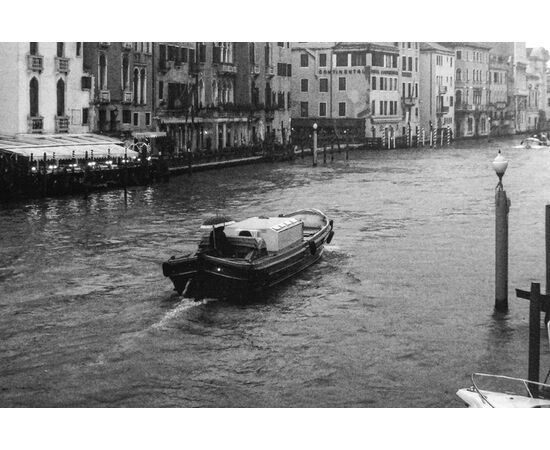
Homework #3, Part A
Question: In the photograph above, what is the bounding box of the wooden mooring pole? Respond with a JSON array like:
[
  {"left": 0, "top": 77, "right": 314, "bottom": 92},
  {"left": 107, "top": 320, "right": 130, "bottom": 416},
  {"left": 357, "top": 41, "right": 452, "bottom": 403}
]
[
  {"left": 312, "top": 126, "right": 318, "bottom": 167},
  {"left": 546, "top": 204, "right": 550, "bottom": 323},
  {"left": 495, "top": 188, "right": 510, "bottom": 311},
  {"left": 515, "top": 283, "right": 549, "bottom": 397}
]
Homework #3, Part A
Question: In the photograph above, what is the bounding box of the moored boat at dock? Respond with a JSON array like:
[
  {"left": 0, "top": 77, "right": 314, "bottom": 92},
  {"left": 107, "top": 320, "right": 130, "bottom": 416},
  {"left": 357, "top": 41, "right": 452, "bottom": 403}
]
[{"left": 162, "top": 208, "right": 334, "bottom": 300}]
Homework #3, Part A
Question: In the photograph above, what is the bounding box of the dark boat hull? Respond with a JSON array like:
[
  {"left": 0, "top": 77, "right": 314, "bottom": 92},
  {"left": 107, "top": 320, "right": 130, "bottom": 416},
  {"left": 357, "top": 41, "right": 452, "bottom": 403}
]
[{"left": 163, "top": 209, "right": 333, "bottom": 300}]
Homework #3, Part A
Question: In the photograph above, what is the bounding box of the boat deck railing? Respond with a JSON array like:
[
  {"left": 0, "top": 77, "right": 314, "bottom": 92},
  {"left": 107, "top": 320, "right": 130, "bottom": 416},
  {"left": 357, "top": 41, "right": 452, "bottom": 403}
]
[{"left": 470, "top": 373, "right": 550, "bottom": 408}]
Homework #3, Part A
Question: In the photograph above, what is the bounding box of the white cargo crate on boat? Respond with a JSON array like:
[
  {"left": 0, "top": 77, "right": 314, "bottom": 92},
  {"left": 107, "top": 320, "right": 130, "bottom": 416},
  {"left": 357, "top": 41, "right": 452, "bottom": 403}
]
[{"left": 225, "top": 216, "right": 303, "bottom": 252}]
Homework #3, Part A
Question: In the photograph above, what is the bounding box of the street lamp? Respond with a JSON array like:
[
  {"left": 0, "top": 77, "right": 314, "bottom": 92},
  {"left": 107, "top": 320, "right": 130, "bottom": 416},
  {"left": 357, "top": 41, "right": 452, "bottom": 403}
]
[
  {"left": 492, "top": 150, "right": 508, "bottom": 190},
  {"left": 312, "top": 122, "right": 318, "bottom": 166}
]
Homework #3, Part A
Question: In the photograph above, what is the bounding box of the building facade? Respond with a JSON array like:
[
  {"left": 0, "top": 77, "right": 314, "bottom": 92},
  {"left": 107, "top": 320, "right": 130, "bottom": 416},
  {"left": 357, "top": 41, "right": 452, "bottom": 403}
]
[
  {"left": 398, "top": 42, "right": 421, "bottom": 137},
  {"left": 446, "top": 42, "right": 492, "bottom": 138},
  {"left": 419, "top": 42, "right": 455, "bottom": 136},
  {"left": 82, "top": 42, "right": 154, "bottom": 138},
  {"left": 526, "top": 47, "right": 549, "bottom": 131},
  {"left": 0, "top": 42, "right": 91, "bottom": 136}
]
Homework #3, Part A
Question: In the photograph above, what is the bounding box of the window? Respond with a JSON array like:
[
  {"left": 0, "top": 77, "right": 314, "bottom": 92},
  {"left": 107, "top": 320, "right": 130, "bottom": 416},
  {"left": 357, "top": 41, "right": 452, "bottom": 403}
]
[
  {"left": 122, "top": 109, "right": 131, "bottom": 124},
  {"left": 450, "top": 96, "right": 454, "bottom": 106},
  {"left": 57, "top": 42, "right": 64, "bottom": 57},
  {"left": 339, "top": 77, "right": 346, "bottom": 91},
  {"left": 336, "top": 52, "right": 348, "bottom": 67},
  {"left": 319, "top": 102, "right": 327, "bottom": 117},
  {"left": 122, "top": 56, "right": 129, "bottom": 90},
  {"left": 319, "top": 78, "right": 328, "bottom": 92},
  {"left": 145, "top": 112, "right": 151, "bottom": 126},
  {"left": 319, "top": 53, "right": 327, "bottom": 67},
  {"left": 29, "top": 77, "right": 39, "bottom": 117},
  {"left": 456, "top": 50, "right": 462, "bottom": 60},
  {"left": 351, "top": 52, "right": 365, "bottom": 66},
  {"left": 82, "top": 107, "right": 89, "bottom": 125},
  {"left": 56, "top": 78, "right": 65, "bottom": 117},
  {"left": 277, "top": 42, "right": 284, "bottom": 47},
  {"left": 300, "top": 53, "right": 308, "bottom": 67},
  {"left": 371, "top": 100, "right": 375, "bottom": 115},
  {"left": 158, "top": 81, "right": 164, "bottom": 100},
  {"left": 301, "top": 79, "right": 308, "bottom": 92},
  {"left": 372, "top": 76, "right": 377, "bottom": 90},
  {"left": 76, "top": 42, "right": 81, "bottom": 57},
  {"left": 408, "top": 57, "right": 412, "bottom": 71},
  {"left": 402, "top": 56, "right": 407, "bottom": 70},
  {"left": 30, "top": 42, "right": 38, "bottom": 55},
  {"left": 338, "top": 102, "right": 346, "bottom": 116},
  {"left": 300, "top": 101, "right": 308, "bottom": 117},
  {"left": 415, "top": 57, "right": 418, "bottom": 71},
  {"left": 133, "top": 112, "right": 139, "bottom": 126},
  {"left": 99, "top": 53, "right": 107, "bottom": 90},
  {"left": 81, "top": 76, "right": 92, "bottom": 90}
]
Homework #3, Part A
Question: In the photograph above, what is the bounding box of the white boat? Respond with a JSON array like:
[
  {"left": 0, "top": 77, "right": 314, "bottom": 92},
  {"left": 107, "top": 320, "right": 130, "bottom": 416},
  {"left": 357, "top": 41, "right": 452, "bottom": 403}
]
[
  {"left": 457, "top": 322, "right": 550, "bottom": 407},
  {"left": 456, "top": 373, "right": 550, "bottom": 408},
  {"left": 517, "top": 136, "right": 548, "bottom": 149}
]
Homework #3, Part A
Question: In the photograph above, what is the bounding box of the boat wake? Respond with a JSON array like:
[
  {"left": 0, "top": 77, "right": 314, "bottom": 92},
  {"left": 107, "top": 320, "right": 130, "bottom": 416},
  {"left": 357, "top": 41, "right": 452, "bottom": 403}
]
[{"left": 150, "top": 297, "right": 217, "bottom": 331}]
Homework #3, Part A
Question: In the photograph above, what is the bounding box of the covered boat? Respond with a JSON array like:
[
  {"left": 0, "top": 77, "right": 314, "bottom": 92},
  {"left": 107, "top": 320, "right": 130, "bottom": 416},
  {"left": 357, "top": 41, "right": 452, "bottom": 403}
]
[{"left": 162, "top": 209, "right": 334, "bottom": 300}]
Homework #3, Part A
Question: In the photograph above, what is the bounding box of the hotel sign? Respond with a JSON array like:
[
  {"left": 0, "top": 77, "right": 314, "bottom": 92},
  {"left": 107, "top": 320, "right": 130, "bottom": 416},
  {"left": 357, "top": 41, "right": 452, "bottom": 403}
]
[{"left": 318, "top": 68, "right": 366, "bottom": 75}]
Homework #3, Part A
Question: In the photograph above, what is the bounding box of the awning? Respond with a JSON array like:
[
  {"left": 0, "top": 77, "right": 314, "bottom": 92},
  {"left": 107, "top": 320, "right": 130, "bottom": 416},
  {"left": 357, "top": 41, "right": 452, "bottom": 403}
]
[
  {"left": 132, "top": 131, "right": 167, "bottom": 139},
  {"left": 0, "top": 133, "right": 138, "bottom": 161}
]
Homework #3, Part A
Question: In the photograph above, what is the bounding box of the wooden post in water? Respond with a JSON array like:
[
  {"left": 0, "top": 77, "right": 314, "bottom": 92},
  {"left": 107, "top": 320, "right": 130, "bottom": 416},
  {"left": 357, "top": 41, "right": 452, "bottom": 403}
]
[
  {"left": 546, "top": 205, "right": 550, "bottom": 324},
  {"left": 528, "top": 282, "right": 541, "bottom": 397},
  {"left": 493, "top": 152, "right": 509, "bottom": 312},
  {"left": 323, "top": 144, "right": 326, "bottom": 164}
]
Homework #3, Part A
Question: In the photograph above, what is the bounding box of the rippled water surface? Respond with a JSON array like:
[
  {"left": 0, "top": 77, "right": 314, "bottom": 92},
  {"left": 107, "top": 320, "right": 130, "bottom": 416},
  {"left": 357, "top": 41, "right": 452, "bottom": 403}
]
[{"left": 1, "top": 136, "right": 550, "bottom": 407}]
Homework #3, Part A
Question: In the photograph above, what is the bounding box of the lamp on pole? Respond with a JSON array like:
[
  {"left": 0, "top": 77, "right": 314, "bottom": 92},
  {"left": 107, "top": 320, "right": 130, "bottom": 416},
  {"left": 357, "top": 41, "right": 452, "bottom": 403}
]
[
  {"left": 312, "top": 122, "right": 318, "bottom": 166},
  {"left": 493, "top": 150, "right": 510, "bottom": 311}
]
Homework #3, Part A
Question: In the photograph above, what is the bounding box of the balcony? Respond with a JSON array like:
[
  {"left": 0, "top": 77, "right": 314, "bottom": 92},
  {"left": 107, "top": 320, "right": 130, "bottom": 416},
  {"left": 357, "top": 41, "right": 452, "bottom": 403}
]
[
  {"left": 402, "top": 97, "right": 417, "bottom": 107},
  {"left": 55, "top": 57, "right": 70, "bottom": 74},
  {"left": 190, "top": 62, "right": 206, "bottom": 73},
  {"left": 122, "top": 42, "right": 133, "bottom": 51},
  {"left": 99, "top": 90, "right": 111, "bottom": 103},
  {"left": 27, "top": 116, "right": 43, "bottom": 133},
  {"left": 436, "top": 106, "right": 450, "bottom": 115},
  {"left": 438, "top": 85, "right": 448, "bottom": 95},
  {"left": 27, "top": 54, "right": 43, "bottom": 72},
  {"left": 266, "top": 65, "right": 275, "bottom": 77},
  {"left": 250, "top": 65, "right": 260, "bottom": 76},
  {"left": 122, "top": 90, "right": 133, "bottom": 104},
  {"left": 455, "top": 103, "right": 474, "bottom": 112},
  {"left": 55, "top": 116, "right": 69, "bottom": 133},
  {"left": 218, "top": 63, "right": 237, "bottom": 75}
]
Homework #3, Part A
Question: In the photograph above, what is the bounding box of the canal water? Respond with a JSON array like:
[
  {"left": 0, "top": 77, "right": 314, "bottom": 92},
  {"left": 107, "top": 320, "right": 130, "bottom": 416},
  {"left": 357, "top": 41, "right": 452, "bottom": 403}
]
[{"left": 1, "top": 135, "right": 550, "bottom": 407}]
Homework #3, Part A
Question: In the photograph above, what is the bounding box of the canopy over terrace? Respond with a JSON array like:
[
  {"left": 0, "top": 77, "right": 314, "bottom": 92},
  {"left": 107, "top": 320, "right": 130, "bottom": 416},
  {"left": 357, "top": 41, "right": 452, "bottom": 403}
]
[{"left": 0, "top": 134, "right": 139, "bottom": 161}]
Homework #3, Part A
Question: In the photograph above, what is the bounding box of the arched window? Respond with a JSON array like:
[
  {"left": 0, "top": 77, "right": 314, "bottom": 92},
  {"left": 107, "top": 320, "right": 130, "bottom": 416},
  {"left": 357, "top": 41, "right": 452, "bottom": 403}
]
[
  {"left": 456, "top": 68, "right": 462, "bottom": 82},
  {"left": 228, "top": 81, "right": 233, "bottom": 103},
  {"left": 99, "top": 53, "right": 107, "bottom": 90},
  {"left": 140, "top": 68, "right": 146, "bottom": 104},
  {"left": 198, "top": 79, "right": 205, "bottom": 107},
  {"left": 133, "top": 68, "right": 139, "bottom": 104},
  {"left": 455, "top": 90, "right": 462, "bottom": 107},
  {"left": 29, "top": 77, "right": 39, "bottom": 117},
  {"left": 30, "top": 42, "right": 38, "bottom": 56},
  {"left": 122, "top": 56, "right": 129, "bottom": 90},
  {"left": 57, "top": 42, "right": 64, "bottom": 57},
  {"left": 212, "top": 80, "right": 217, "bottom": 105},
  {"left": 56, "top": 78, "right": 65, "bottom": 117}
]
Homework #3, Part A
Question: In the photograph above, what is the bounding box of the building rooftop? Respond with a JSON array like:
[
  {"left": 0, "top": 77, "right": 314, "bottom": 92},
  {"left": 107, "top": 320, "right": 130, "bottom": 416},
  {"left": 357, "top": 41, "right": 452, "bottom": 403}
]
[{"left": 419, "top": 42, "right": 454, "bottom": 54}]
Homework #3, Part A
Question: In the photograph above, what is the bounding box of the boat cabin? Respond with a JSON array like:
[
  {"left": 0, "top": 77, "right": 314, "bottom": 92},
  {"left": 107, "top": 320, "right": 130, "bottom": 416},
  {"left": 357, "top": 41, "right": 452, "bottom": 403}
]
[{"left": 224, "top": 216, "right": 303, "bottom": 252}]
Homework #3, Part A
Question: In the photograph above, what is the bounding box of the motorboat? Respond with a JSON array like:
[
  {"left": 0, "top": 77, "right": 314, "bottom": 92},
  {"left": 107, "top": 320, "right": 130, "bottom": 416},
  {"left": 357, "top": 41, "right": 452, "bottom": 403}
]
[
  {"left": 457, "top": 322, "right": 550, "bottom": 407},
  {"left": 162, "top": 208, "right": 334, "bottom": 300},
  {"left": 456, "top": 373, "right": 550, "bottom": 408},
  {"left": 519, "top": 136, "right": 548, "bottom": 149}
]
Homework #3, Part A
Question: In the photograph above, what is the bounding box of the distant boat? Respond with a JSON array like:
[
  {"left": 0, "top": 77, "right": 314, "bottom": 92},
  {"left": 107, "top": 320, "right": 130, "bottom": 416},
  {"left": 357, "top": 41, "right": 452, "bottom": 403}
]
[
  {"left": 519, "top": 135, "right": 548, "bottom": 149},
  {"left": 162, "top": 209, "right": 334, "bottom": 300},
  {"left": 456, "top": 322, "right": 550, "bottom": 408}
]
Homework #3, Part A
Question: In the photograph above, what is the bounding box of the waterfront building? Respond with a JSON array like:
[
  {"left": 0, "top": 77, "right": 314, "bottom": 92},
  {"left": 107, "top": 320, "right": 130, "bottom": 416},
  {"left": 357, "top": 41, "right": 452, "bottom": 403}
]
[
  {"left": 398, "top": 42, "right": 421, "bottom": 138},
  {"left": 82, "top": 42, "right": 154, "bottom": 138},
  {"left": 487, "top": 52, "right": 510, "bottom": 136},
  {"left": 526, "top": 47, "right": 549, "bottom": 131},
  {"left": 488, "top": 42, "right": 529, "bottom": 134},
  {"left": 419, "top": 43, "right": 455, "bottom": 136},
  {"left": 153, "top": 42, "right": 196, "bottom": 153},
  {"left": 445, "top": 42, "right": 492, "bottom": 138},
  {"left": 0, "top": 42, "right": 91, "bottom": 136},
  {"left": 291, "top": 42, "right": 412, "bottom": 142},
  {"left": 154, "top": 42, "right": 291, "bottom": 153}
]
